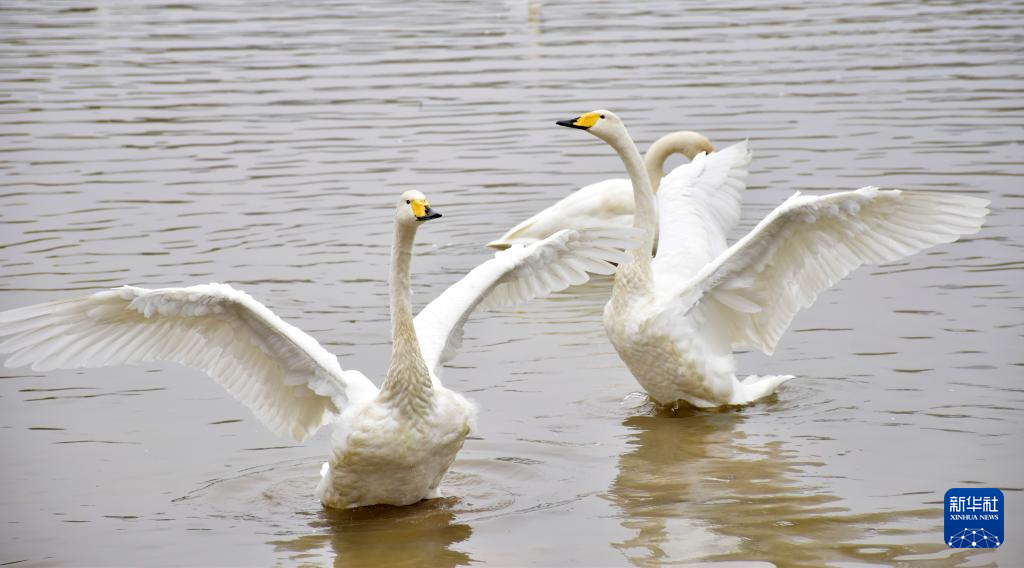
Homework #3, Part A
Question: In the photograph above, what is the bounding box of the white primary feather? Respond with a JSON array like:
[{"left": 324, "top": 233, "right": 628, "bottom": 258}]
[
  {"left": 678, "top": 187, "right": 990, "bottom": 355},
  {"left": 415, "top": 226, "right": 641, "bottom": 377},
  {"left": 0, "top": 283, "right": 376, "bottom": 442}
]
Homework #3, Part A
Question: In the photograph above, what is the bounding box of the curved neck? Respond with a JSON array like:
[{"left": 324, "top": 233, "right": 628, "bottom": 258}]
[
  {"left": 379, "top": 220, "right": 433, "bottom": 415},
  {"left": 644, "top": 154, "right": 667, "bottom": 194},
  {"left": 643, "top": 131, "right": 713, "bottom": 191}
]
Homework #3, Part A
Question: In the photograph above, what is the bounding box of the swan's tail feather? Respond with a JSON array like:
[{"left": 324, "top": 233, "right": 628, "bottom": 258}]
[
  {"left": 731, "top": 374, "right": 795, "bottom": 405},
  {"left": 315, "top": 462, "right": 332, "bottom": 506}
]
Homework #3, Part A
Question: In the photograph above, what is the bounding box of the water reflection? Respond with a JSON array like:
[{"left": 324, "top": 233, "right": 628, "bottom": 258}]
[
  {"left": 607, "top": 406, "right": 962, "bottom": 567},
  {"left": 270, "top": 498, "right": 473, "bottom": 567}
]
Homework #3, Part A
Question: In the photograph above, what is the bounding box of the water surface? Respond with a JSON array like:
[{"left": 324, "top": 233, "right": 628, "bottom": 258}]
[{"left": 1, "top": 1, "right": 1022, "bottom": 566}]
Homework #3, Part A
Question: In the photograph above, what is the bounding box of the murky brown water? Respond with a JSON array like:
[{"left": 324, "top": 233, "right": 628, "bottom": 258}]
[{"left": 1, "top": 1, "right": 1021, "bottom": 566}]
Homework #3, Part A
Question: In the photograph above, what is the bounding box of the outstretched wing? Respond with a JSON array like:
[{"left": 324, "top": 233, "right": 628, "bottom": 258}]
[
  {"left": 652, "top": 140, "right": 752, "bottom": 281},
  {"left": 415, "top": 227, "right": 640, "bottom": 377},
  {"left": 675, "top": 188, "right": 988, "bottom": 355},
  {"left": 486, "top": 178, "right": 632, "bottom": 249},
  {"left": 0, "top": 283, "right": 378, "bottom": 441}
]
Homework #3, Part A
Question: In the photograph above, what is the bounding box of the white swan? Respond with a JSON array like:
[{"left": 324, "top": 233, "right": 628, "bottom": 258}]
[
  {"left": 557, "top": 110, "right": 990, "bottom": 407},
  {"left": 486, "top": 130, "right": 713, "bottom": 250},
  {"left": 0, "top": 190, "right": 639, "bottom": 508}
]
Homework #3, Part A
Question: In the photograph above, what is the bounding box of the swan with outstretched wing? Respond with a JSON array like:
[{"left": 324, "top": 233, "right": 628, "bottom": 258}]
[
  {"left": 0, "top": 190, "right": 639, "bottom": 508},
  {"left": 557, "top": 110, "right": 989, "bottom": 407}
]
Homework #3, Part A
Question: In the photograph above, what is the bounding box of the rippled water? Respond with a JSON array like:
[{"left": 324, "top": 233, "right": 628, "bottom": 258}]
[{"left": 1, "top": 1, "right": 1022, "bottom": 566}]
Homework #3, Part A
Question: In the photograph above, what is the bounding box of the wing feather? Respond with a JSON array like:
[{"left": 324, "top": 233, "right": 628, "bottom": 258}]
[
  {"left": 676, "top": 188, "right": 989, "bottom": 355},
  {"left": 414, "top": 226, "right": 640, "bottom": 377},
  {"left": 652, "top": 140, "right": 752, "bottom": 281},
  {"left": 0, "top": 283, "right": 377, "bottom": 441}
]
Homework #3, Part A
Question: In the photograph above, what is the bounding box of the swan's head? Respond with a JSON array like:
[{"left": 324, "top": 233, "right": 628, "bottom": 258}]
[
  {"left": 397, "top": 190, "right": 442, "bottom": 225},
  {"left": 556, "top": 109, "right": 623, "bottom": 141}
]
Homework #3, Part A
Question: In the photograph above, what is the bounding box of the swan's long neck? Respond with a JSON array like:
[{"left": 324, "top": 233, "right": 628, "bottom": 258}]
[
  {"left": 604, "top": 126, "right": 655, "bottom": 295},
  {"left": 643, "top": 131, "right": 713, "bottom": 191},
  {"left": 378, "top": 220, "right": 433, "bottom": 417},
  {"left": 644, "top": 154, "right": 666, "bottom": 194}
]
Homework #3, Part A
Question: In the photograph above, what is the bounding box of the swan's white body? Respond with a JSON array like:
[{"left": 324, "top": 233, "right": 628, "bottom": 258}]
[
  {"left": 0, "top": 191, "right": 638, "bottom": 508},
  {"left": 487, "top": 131, "right": 713, "bottom": 249},
  {"left": 558, "top": 110, "right": 990, "bottom": 407}
]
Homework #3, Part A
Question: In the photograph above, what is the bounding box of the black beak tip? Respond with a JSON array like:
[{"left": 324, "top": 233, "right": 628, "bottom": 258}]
[
  {"left": 418, "top": 209, "right": 442, "bottom": 221},
  {"left": 556, "top": 117, "right": 589, "bottom": 130}
]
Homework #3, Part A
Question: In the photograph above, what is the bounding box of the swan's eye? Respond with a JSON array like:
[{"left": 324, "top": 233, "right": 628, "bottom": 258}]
[
  {"left": 406, "top": 200, "right": 411, "bottom": 204},
  {"left": 600, "top": 114, "right": 605, "bottom": 119}
]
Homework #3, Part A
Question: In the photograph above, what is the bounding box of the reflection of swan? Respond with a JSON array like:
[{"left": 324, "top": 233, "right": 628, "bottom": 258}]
[
  {"left": 557, "top": 110, "right": 989, "bottom": 407},
  {"left": 271, "top": 500, "right": 473, "bottom": 568},
  {"left": 486, "top": 131, "right": 713, "bottom": 250},
  {"left": 0, "top": 190, "right": 637, "bottom": 509},
  {"left": 608, "top": 408, "right": 945, "bottom": 566}
]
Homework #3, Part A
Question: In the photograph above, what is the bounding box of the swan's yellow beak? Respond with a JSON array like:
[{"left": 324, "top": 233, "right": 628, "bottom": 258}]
[
  {"left": 411, "top": 199, "right": 442, "bottom": 221},
  {"left": 556, "top": 112, "right": 601, "bottom": 130}
]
